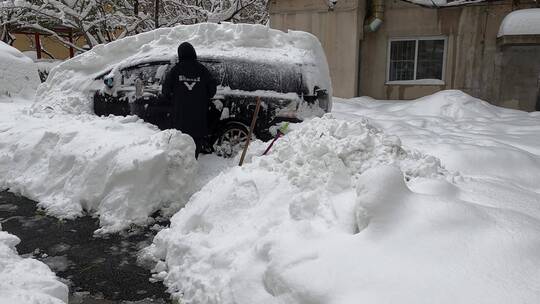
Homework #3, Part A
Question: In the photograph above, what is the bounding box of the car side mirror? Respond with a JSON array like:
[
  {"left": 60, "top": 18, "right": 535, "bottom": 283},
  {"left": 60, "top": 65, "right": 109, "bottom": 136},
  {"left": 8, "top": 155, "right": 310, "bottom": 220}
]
[
  {"left": 104, "top": 77, "right": 114, "bottom": 88},
  {"left": 314, "top": 86, "right": 327, "bottom": 97}
]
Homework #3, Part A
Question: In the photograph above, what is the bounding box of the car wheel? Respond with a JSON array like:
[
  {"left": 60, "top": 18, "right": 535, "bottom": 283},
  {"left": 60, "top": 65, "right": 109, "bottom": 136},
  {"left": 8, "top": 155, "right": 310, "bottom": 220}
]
[{"left": 214, "top": 122, "right": 250, "bottom": 158}]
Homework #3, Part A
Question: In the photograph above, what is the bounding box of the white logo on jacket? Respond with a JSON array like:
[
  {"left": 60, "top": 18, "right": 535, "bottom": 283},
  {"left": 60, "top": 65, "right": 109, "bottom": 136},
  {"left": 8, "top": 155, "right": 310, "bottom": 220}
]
[{"left": 179, "top": 75, "right": 200, "bottom": 91}]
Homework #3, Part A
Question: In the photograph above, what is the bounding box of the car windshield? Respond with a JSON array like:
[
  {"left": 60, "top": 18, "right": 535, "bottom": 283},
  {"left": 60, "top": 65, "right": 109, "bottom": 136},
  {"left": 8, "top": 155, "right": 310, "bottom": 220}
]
[{"left": 121, "top": 62, "right": 168, "bottom": 86}]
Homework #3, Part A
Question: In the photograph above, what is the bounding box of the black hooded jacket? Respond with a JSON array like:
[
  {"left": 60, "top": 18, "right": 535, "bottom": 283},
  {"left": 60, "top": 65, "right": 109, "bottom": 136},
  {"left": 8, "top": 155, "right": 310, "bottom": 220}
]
[{"left": 162, "top": 42, "right": 217, "bottom": 138}]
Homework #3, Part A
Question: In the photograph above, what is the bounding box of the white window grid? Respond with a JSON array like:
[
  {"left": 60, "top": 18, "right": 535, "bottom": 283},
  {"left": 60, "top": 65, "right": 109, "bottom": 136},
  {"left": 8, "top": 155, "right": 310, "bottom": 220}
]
[{"left": 386, "top": 36, "right": 448, "bottom": 84}]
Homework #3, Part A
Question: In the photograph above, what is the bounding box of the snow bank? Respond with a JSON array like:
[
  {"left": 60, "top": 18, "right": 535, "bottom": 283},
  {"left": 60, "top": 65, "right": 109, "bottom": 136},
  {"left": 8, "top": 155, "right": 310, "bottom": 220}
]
[
  {"left": 142, "top": 115, "right": 463, "bottom": 303},
  {"left": 36, "top": 22, "right": 331, "bottom": 114},
  {"left": 334, "top": 90, "right": 540, "bottom": 191},
  {"left": 143, "top": 90, "right": 540, "bottom": 303},
  {"left": 0, "top": 227, "right": 68, "bottom": 304},
  {"left": 498, "top": 8, "right": 540, "bottom": 37},
  {"left": 0, "top": 102, "right": 197, "bottom": 233},
  {"left": 0, "top": 41, "right": 41, "bottom": 99}
]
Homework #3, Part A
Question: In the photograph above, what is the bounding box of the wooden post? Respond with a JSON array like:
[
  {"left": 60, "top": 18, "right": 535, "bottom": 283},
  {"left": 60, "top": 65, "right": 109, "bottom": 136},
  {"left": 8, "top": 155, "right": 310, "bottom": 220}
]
[
  {"left": 154, "top": 0, "right": 159, "bottom": 29},
  {"left": 239, "top": 97, "right": 262, "bottom": 166},
  {"left": 34, "top": 33, "right": 42, "bottom": 59},
  {"left": 68, "top": 30, "right": 74, "bottom": 58}
]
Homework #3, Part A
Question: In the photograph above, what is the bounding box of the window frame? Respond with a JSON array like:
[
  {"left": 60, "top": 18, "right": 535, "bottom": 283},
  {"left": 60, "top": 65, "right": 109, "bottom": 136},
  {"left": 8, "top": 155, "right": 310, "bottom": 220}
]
[{"left": 386, "top": 36, "right": 448, "bottom": 85}]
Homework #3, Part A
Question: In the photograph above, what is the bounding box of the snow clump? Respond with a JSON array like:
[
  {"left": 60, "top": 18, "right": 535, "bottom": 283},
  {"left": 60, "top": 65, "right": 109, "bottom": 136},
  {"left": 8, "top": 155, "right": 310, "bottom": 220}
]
[
  {"left": 0, "top": 41, "right": 41, "bottom": 99},
  {"left": 0, "top": 227, "right": 68, "bottom": 304}
]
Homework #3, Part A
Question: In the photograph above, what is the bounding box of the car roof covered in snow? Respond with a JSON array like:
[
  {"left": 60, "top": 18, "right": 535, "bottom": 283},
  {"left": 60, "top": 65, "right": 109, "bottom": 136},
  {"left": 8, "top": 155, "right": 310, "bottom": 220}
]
[{"left": 498, "top": 8, "right": 540, "bottom": 37}]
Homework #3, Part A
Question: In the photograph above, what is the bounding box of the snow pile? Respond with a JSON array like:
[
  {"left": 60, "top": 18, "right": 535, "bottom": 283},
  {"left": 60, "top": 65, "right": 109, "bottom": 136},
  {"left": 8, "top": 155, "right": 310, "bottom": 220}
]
[
  {"left": 335, "top": 90, "right": 540, "bottom": 191},
  {"left": 0, "top": 41, "right": 41, "bottom": 99},
  {"left": 498, "top": 8, "right": 540, "bottom": 37},
  {"left": 142, "top": 115, "right": 468, "bottom": 303},
  {"left": 36, "top": 22, "right": 331, "bottom": 114},
  {"left": 0, "top": 103, "right": 197, "bottom": 233},
  {"left": 142, "top": 90, "right": 540, "bottom": 303},
  {"left": 0, "top": 228, "right": 68, "bottom": 304}
]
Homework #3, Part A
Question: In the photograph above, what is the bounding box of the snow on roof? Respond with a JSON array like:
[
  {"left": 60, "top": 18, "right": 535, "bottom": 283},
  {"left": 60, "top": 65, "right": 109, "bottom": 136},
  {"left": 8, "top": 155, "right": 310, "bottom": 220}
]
[
  {"left": 498, "top": 9, "right": 540, "bottom": 37},
  {"left": 0, "top": 41, "right": 41, "bottom": 99},
  {"left": 35, "top": 22, "right": 331, "bottom": 114}
]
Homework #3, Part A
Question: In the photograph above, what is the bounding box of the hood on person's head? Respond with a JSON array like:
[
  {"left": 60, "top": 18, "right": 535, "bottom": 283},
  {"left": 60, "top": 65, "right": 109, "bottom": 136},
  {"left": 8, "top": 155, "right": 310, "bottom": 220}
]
[{"left": 178, "top": 42, "right": 197, "bottom": 61}]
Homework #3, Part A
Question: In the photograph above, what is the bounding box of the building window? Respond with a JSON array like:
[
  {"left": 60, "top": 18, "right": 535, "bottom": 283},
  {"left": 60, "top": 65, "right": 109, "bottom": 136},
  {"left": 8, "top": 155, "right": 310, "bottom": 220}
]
[{"left": 387, "top": 37, "right": 447, "bottom": 84}]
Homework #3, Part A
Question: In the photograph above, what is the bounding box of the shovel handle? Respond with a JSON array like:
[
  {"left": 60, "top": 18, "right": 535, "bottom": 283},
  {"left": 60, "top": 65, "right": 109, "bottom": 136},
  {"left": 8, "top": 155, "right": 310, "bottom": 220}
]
[{"left": 239, "top": 96, "right": 262, "bottom": 166}]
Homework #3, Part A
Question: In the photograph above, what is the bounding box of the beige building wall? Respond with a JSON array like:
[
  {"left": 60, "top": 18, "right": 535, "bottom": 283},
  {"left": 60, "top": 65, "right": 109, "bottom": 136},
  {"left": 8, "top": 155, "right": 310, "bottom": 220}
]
[
  {"left": 268, "top": 0, "right": 365, "bottom": 98},
  {"left": 360, "top": 0, "right": 538, "bottom": 109}
]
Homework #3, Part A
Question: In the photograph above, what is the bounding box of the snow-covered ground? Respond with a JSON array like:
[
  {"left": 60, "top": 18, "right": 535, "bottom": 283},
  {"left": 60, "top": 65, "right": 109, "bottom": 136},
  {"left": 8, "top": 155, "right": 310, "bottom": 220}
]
[{"left": 142, "top": 90, "right": 540, "bottom": 304}]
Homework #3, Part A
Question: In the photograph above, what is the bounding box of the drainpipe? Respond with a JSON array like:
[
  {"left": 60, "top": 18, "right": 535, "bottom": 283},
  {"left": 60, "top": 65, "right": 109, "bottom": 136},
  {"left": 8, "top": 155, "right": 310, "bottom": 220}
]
[{"left": 364, "top": 0, "right": 385, "bottom": 32}]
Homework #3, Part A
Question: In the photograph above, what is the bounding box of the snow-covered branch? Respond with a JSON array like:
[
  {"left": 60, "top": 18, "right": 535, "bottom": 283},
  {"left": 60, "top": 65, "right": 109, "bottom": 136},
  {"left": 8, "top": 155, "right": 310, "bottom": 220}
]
[{"left": 0, "top": 0, "right": 268, "bottom": 50}]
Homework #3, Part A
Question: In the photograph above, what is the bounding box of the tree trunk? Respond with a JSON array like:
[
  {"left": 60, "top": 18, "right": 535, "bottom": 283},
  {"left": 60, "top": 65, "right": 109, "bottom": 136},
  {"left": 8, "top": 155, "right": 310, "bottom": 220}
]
[{"left": 154, "top": 0, "right": 159, "bottom": 28}]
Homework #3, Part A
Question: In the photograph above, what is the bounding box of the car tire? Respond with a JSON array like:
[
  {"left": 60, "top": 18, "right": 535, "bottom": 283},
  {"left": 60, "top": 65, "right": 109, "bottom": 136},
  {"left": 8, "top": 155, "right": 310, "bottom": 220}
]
[{"left": 214, "top": 121, "right": 250, "bottom": 158}]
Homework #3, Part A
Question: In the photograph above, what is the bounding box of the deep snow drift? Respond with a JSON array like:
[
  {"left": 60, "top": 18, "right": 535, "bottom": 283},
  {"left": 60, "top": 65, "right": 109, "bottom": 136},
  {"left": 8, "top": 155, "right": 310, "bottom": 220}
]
[
  {"left": 0, "top": 226, "right": 68, "bottom": 304},
  {"left": 143, "top": 90, "right": 540, "bottom": 304},
  {"left": 0, "top": 102, "right": 197, "bottom": 233},
  {"left": 0, "top": 41, "right": 41, "bottom": 99},
  {"left": 35, "top": 22, "right": 331, "bottom": 114}
]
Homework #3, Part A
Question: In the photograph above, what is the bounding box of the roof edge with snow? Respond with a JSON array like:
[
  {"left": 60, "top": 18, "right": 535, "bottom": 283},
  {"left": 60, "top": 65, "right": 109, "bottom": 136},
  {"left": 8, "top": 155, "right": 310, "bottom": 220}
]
[{"left": 498, "top": 9, "right": 540, "bottom": 39}]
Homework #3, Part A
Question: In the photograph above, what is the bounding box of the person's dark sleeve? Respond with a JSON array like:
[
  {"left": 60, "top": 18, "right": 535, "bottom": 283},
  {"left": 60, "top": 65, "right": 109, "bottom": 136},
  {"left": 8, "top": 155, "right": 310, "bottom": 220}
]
[
  {"left": 161, "top": 67, "right": 175, "bottom": 104},
  {"left": 206, "top": 68, "right": 217, "bottom": 99}
]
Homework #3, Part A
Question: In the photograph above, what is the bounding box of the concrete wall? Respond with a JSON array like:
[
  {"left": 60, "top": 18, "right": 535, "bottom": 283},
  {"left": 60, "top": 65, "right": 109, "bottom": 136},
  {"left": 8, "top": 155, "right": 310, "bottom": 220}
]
[
  {"left": 268, "top": 0, "right": 365, "bottom": 98},
  {"left": 360, "top": 0, "right": 539, "bottom": 110},
  {"left": 499, "top": 45, "right": 540, "bottom": 111}
]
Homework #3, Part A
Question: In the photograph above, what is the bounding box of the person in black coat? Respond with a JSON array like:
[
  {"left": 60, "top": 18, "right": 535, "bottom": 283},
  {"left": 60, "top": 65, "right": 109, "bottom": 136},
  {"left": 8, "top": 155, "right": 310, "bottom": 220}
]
[{"left": 162, "top": 42, "right": 217, "bottom": 157}]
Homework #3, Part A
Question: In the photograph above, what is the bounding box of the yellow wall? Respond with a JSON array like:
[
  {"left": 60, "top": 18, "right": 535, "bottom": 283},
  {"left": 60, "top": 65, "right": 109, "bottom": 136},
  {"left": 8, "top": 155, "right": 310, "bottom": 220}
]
[{"left": 12, "top": 33, "right": 87, "bottom": 60}]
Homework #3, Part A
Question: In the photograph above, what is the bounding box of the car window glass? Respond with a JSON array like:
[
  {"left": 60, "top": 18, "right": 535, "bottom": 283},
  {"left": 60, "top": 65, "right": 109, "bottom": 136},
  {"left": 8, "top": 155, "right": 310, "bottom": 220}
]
[
  {"left": 225, "top": 61, "right": 302, "bottom": 93},
  {"left": 201, "top": 61, "right": 226, "bottom": 86},
  {"left": 121, "top": 63, "right": 165, "bottom": 86}
]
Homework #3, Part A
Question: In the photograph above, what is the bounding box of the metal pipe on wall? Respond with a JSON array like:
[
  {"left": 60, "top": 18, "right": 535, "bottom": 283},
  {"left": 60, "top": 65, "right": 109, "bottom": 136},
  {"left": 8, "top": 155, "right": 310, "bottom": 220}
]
[{"left": 364, "top": 0, "right": 385, "bottom": 32}]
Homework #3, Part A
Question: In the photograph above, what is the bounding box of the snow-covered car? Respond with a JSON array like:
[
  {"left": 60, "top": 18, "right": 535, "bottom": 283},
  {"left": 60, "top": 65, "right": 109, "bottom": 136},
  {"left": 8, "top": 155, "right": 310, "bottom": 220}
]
[
  {"left": 93, "top": 56, "right": 331, "bottom": 153},
  {"left": 35, "top": 23, "right": 332, "bottom": 155}
]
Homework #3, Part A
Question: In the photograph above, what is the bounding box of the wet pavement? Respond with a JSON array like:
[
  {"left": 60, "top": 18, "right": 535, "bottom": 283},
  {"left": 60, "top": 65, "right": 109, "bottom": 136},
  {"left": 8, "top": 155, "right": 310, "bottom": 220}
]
[{"left": 0, "top": 191, "right": 172, "bottom": 304}]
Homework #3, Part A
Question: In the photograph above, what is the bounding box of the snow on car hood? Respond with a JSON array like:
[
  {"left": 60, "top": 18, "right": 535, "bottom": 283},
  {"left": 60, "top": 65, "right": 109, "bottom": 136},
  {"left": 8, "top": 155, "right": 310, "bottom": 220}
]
[{"left": 35, "top": 23, "right": 332, "bottom": 114}]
